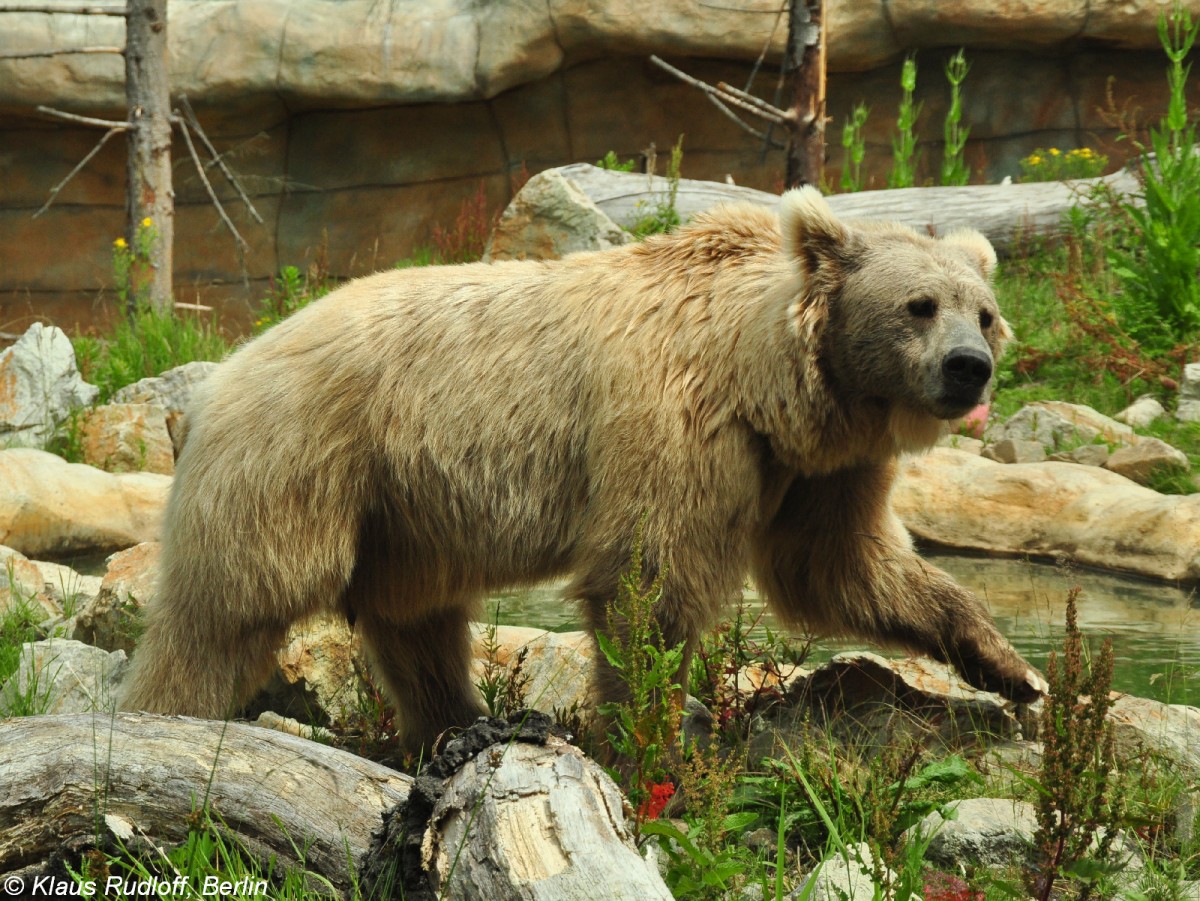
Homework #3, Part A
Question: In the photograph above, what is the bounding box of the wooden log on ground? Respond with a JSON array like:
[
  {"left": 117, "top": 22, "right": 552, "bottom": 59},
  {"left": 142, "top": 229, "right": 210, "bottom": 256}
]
[
  {"left": 2, "top": 712, "right": 671, "bottom": 900},
  {"left": 421, "top": 736, "right": 673, "bottom": 900},
  {"left": 557, "top": 162, "right": 1141, "bottom": 257},
  {"left": 0, "top": 713, "right": 411, "bottom": 891}
]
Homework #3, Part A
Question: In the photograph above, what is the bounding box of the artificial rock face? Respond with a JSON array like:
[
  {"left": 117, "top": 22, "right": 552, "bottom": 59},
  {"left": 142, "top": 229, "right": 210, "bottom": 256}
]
[{"left": 120, "top": 188, "right": 1042, "bottom": 749}]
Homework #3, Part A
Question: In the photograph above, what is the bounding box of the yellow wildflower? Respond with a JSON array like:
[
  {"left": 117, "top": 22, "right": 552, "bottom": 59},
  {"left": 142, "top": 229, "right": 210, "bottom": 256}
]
[
  {"left": 1028, "top": 155, "right": 1042, "bottom": 166},
  {"left": 141, "top": 217, "right": 153, "bottom": 228},
  {"left": 1049, "top": 148, "right": 1061, "bottom": 156},
  {"left": 113, "top": 237, "right": 128, "bottom": 249}
]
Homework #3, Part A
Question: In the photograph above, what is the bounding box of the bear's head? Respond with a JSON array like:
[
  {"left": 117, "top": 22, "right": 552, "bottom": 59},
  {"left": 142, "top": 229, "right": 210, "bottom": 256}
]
[{"left": 780, "top": 187, "right": 1010, "bottom": 432}]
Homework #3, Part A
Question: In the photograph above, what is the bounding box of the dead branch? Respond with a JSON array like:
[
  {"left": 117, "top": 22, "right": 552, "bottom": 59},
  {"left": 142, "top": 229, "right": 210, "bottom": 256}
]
[
  {"left": 33, "top": 126, "right": 123, "bottom": 219},
  {"left": 0, "top": 45, "right": 121, "bottom": 60},
  {"left": 36, "top": 104, "right": 128, "bottom": 130},
  {"left": 174, "top": 110, "right": 250, "bottom": 258},
  {"left": 651, "top": 54, "right": 790, "bottom": 123},
  {"left": 173, "top": 301, "right": 214, "bottom": 312},
  {"left": 649, "top": 54, "right": 787, "bottom": 148},
  {"left": 178, "top": 94, "right": 263, "bottom": 225},
  {"left": 0, "top": 4, "right": 128, "bottom": 14}
]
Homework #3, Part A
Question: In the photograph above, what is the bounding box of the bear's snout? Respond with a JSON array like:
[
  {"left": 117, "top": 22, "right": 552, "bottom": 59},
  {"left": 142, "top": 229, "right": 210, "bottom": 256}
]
[{"left": 941, "top": 346, "right": 993, "bottom": 397}]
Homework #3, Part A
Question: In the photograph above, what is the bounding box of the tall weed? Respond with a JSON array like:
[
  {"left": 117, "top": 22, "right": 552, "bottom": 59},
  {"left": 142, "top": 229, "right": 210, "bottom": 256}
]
[{"left": 1106, "top": 3, "right": 1200, "bottom": 351}]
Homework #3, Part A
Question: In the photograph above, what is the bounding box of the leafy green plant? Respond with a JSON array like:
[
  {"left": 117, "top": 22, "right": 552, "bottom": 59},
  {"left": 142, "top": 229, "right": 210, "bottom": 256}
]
[
  {"left": 1024, "top": 587, "right": 1122, "bottom": 901},
  {"left": 595, "top": 534, "right": 685, "bottom": 838},
  {"left": 43, "top": 407, "right": 88, "bottom": 463},
  {"left": 112, "top": 217, "right": 160, "bottom": 313},
  {"left": 475, "top": 604, "right": 531, "bottom": 719},
  {"left": 597, "top": 150, "right": 637, "bottom": 172},
  {"left": 631, "top": 135, "right": 685, "bottom": 238},
  {"left": 1106, "top": 2, "right": 1200, "bottom": 350},
  {"left": 1019, "top": 147, "right": 1108, "bottom": 183},
  {"left": 76, "top": 302, "right": 229, "bottom": 403},
  {"left": 840, "top": 103, "right": 870, "bottom": 193},
  {"left": 690, "top": 599, "right": 809, "bottom": 741},
  {"left": 941, "top": 49, "right": 972, "bottom": 186},
  {"left": 888, "top": 55, "right": 923, "bottom": 189}
]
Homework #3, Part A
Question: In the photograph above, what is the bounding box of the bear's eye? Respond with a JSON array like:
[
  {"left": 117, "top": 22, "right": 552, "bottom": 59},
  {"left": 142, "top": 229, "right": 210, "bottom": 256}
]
[
  {"left": 907, "top": 298, "right": 937, "bottom": 319},
  {"left": 980, "top": 309, "right": 994, "bottom": 329}
]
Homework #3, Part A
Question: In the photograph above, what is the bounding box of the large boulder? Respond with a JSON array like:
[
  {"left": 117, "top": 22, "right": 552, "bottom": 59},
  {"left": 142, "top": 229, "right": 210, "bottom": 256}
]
[
  {"left": 484, "top": 169, "right": 630, "bottom": 262},
  {"left": 0, "top": 449, "right": 169, "bottom": 558},
  {"left": 894, "top": 447, "right": 1200, "bottom": 582},
  {"left": 80, "top": 402, "right": 175, "bottom": 475},
  {"left": 0, "top": 638, "right": 127, "bottom": 715},
  {"left": 0, "top": 323, "right": 97, "bottom": 448},
  {"left": 112, "top": 360, "right": 217, "bottom": 453},
  {"left": 73, "top": 542, "right": 161, "bottom": 653}
]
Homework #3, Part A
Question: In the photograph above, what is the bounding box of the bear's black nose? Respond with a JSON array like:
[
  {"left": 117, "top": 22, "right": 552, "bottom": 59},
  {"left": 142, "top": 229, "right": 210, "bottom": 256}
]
[{"left": 942, "top": 346, "right": 993, "bottom": 391}]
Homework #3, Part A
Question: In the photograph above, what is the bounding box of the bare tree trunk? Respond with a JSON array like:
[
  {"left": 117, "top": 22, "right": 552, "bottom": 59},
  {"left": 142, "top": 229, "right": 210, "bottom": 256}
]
[
  {"left": 786, "top": 0, "right": 826, "bottom": 188},
  {"left": 123, "top": 0, "right": 173, "bottom": 314}
]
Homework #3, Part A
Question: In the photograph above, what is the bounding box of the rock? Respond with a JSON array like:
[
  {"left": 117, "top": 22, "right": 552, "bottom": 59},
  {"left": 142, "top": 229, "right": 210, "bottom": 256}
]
[
  {"left": 471, "top": 623, "right": 596, "bottom": 717},
  {"left": 1104, "top": 437, "right": 1189, "bottom": 486},
  {"left": 797, "top": 842, "right": 894, "bottom": 901},
  {"left": 1181, "top": 363, "right": 1200, "bottom": 401},
  {"left": 74, "top": 542, "right": 160, "bottom": 653},
  {"left": 937, "top": 434, "right": 984, "bottom": 455},
  {"left": 0, "top": 323, "right": 97, "bottom": 448},
  {"left": 80, "top": 402, "right": 175, "bottom": 475},
  {"left": 1178, "top": 400, "right": 1200, "bottom": 424},
  {"left": 894, "top": 447, "right": 1200, "bottom": 582},
  {"left": 1115, "top": 395, "right": 1166, "bottom": 428},
  {"left": 0, "top": 449, "right": 169, "bottom": 558},
  {"left": 0, "top": 544, "right": 60, "bottom": 623},
  {"left": 265, "top": 614, "right": 360, "bottom": 725},
  {"left": 776, "top": 652, "right": 1024, "bottom": 755},
  {"left": 0, "top": 638, "right": 127, "bottom": 715},
  {"left": 909, "top": 797, "right": 1037, "bottom": 868},
  {"left": 981, "top": 437, "right": 1046, "bottom": 464},
  {"left": 1048, "top": 443, "right": 1110, "bottom": 467},
  {"left": 255, "top": 710, "right": 336, "bottom": 743},
  {"left": 112, "top": 361, "right": 217, "bottom": 454},
  {"left": 29, "top": 559, "right": 101, "bottom": 613},
  {"left": 484, "top": 169, "right": 630, "bottom": 262},
  {"left": 985, "top": 402, "right": 1134, "bottom": 452},
  {"left": 1108, "top": 695, "right": 1200, "bottom": 778}
]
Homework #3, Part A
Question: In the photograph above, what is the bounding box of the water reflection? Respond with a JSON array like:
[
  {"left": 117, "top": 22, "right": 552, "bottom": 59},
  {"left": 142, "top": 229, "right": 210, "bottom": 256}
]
[{"left": 486, "top": 554, "right": 1200, "bottom": 707}]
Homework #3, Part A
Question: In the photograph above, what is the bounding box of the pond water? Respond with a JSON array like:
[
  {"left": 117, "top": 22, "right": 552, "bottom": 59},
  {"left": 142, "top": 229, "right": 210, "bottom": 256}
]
[{"left": 486, "top": 553, "right": 1200, "bottom": 708}]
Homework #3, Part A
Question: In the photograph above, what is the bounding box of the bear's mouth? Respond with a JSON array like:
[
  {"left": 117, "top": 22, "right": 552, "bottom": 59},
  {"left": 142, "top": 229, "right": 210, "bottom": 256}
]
[{"left": 933, "top": 391, "right": 985, "bottom": 421}]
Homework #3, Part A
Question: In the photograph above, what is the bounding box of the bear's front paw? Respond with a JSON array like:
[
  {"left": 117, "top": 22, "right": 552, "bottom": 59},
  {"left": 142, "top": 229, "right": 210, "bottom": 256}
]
[{"left": 953, "top": 646, "right": 1047, "bottom": 704}]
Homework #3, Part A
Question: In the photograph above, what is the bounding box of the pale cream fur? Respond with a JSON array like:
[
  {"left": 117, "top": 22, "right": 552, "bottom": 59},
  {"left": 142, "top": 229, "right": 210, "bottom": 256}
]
[{"left": 120, "top": 188, "right": 1041, "bottom": 748}]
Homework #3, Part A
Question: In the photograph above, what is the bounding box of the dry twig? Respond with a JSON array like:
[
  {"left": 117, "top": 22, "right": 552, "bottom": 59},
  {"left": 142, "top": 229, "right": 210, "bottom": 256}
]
[
  {"left": 173, "top": 109, "right": 249, "bottom": 256},
  {"left": 0, "top": 4, "right": 127, "bottom": 14},
  {"left": 649, "top": 55, "right": 788, "bottom": 147},
  {"left": 33, "top": 126, "right": 123, "bottom": 218},
  {"left": 0, "top": 45, "right": 121, "bottom": 60},
  {"left": 178, "top": 94, "right": 263, "bottom": 224},
  {"left": 36, "top": 104, "right": 128, "bottom": 130}
]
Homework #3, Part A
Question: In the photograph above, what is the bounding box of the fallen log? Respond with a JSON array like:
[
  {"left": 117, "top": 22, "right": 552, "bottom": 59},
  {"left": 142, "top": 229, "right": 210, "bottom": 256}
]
[
  {"left": 1, "top": 712, "right": 672, "bottom": 900},
  {"left": 359, "top": 713, "right": 674, "bottom": 901},
  {"left": 0, "top": 713, "right": 411, "bottom": 892},
  {"left": 556, "top": 162, "right": 1141, "bottom": 257}
]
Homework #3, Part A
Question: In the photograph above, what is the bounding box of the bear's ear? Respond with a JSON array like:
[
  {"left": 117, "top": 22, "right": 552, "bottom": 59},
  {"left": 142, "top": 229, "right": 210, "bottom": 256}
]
[
  {"left": 779, "top": 187, "right": 850, "bottom": 278},
  {"left": 942, "top": 228, "right": 997, "bottom": 280}
]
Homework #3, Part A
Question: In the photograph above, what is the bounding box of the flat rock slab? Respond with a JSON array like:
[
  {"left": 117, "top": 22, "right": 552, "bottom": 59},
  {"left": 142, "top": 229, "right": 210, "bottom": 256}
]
[
  {"left": 0, "top": 449, "right": 169, "bottom": 558},
  {"left": 895, "top": 447, "right": 1200, "bottom": 583}
]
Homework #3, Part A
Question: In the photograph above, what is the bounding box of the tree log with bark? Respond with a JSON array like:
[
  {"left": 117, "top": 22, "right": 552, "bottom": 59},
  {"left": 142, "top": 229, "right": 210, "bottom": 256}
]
[
  {"left": 557, "top": 162, "right": 1141, "bottom": 258},
  {"left": 0, "top": 712, "right": 672, "bottom": 900}
]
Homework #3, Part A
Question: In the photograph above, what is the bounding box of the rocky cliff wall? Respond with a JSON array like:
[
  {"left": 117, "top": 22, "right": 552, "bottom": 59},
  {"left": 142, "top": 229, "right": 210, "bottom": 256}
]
[{"left": 0, "top": 0, "right": 1191, "bottom": 331}]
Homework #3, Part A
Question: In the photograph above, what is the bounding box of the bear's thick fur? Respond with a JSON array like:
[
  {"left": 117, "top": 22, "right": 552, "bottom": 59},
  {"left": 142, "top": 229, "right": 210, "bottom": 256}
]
[{"left": 120, "top": 188, "right": 1044, "bottom": 748}]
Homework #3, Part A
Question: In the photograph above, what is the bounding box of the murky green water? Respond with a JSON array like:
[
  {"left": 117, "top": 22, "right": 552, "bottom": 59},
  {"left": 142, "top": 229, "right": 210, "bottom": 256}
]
[{"left": 486, "top": 553, "right": 1200, "bottom": 707}]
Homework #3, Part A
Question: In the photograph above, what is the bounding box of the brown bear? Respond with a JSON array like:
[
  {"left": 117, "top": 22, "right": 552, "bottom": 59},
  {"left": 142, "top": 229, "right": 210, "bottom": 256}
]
[{"left": 120, "top": 187, "right": 1046, "bottom": 749}]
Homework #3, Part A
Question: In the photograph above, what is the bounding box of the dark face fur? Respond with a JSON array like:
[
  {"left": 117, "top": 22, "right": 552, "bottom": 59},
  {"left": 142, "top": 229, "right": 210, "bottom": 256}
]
[{"left": 822, "top": 230, "right": 1007, "bottom": 422}]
